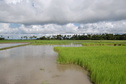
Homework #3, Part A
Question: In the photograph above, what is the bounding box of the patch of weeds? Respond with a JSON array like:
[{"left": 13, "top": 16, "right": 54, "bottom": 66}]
[
  {"left": 40, "top": 68, "right": 45, "bottom": 71},
  {"left": 42, "top": 81, "right": 49, "bottom": 84}
]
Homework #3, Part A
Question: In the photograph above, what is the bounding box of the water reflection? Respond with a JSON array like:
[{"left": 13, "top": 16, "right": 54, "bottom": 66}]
[
  {"left": 0, "top": 43, "right": 27, "bottom": 49},
  {"left": 0, "top": 45, "right": 91, "bottom": 84}
]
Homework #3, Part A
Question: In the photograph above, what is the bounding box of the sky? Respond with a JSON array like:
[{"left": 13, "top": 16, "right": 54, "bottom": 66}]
[{"left": 0, "top": 0, "right": 126, "bottom": 39}]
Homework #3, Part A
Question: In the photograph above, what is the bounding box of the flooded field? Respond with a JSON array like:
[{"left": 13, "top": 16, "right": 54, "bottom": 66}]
[
  {"left": 0, "top": 43, "right": 27, "bottom": 49},
  {"left": 0, "top": 45, "right": 91, "bottom": 84}
]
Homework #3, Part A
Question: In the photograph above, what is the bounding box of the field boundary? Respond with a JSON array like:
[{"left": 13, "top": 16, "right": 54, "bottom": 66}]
[{"left": 0, "top": 43, "right": 30, "bottom": 50}]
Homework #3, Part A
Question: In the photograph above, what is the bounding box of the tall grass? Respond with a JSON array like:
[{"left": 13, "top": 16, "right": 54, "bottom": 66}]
[{"left": 54, "top": 46, "right": 126, "bottom": 84}]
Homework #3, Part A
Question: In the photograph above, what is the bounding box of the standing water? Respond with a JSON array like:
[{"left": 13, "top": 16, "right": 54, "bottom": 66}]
[
  {"left": 0, "top": 45, "right": 92, "bottom": 84},
  {"left": 0, "top": 43, "right": 27, "bottom": 49}
]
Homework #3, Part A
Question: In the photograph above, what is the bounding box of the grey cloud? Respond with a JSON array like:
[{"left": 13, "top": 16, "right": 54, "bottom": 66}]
[
  {"left": 79, "top": 20, "right": 126, "bottom": 34},
  {"left": 0, "top": 0, "right": 126, "bottom": 24},
  {"left": 0, "top": 20, "right": 126, "bottom": 36}
]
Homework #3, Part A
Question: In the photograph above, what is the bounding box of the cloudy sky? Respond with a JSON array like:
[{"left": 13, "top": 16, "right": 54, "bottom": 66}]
[{"left": 0, "top": 0, "right": 126, "bottom": 39}]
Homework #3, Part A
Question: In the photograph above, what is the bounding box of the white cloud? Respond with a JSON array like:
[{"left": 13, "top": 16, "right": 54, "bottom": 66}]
[
  {"left": 0, "top": 0, "right": 126, "bottom": 39},
  {"left": 0, "top": 20, "right": 126, "bottom": 39},
  {"left": 0, "top": 0, "right": 126, "bottom": 24},
  {"left": 4, "top": 0, "right": 23, "bottom": 4}
]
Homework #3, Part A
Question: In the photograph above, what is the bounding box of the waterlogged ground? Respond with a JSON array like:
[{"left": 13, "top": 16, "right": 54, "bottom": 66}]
[
  {"left": 0, "top": 45, "right": 91, "bottom": 84},
  {"left": 0, "top": 43, "right": 28, "bottom": 49}
]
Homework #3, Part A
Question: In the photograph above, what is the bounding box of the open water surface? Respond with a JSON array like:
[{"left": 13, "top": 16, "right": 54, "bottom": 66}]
[
  {"left": 0, "top": 43, "right": 27, "bottom": 49},
  {"left": 0, "top": 44, "right": 92, "bottom": 84}
]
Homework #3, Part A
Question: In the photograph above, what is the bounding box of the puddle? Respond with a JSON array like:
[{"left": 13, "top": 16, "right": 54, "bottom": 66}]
[{"left": 0, "top": 45, "right": 92, "bottom": 84}]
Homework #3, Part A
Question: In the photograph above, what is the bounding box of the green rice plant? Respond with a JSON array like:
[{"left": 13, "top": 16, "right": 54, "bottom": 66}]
[
  {"left": 54, "top": 46, "right": 126, "bottom": 84},
  {"left": 82, "top": 42, "right": 126, "bottom": 46},
  {"left": 1, "top": 40, "right": 126, "bottom": 45}
]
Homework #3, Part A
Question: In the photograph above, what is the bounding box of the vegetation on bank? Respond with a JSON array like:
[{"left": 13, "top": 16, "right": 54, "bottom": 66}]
[
  {"left": 54, "top": 46, "right": 126, "bottom": 84},
  {"left": 0, "top": 43, "right": 29, "bottom": 50},
  {"left": 0, "top": 40, "right": 32, "bottom": 43},
  {"left": 82, "top": 42, "right": 126, "bottom": 46},
  {"left": 0, "top": 40, "right": 75, "bottom": 45},
  {"left": 0, "top": 40, "right": 126, "bottom": 45}
]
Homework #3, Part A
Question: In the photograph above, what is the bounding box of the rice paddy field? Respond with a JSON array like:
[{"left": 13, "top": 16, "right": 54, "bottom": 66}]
[
  {"left": 54, "top": 42, "right": 126, "bottom": 84},
  {"left": 1, "top": 40, "right": 126, "bottom": 84},
  {"left": 82, "top": 42, "right": 126, "bottom": 46}
]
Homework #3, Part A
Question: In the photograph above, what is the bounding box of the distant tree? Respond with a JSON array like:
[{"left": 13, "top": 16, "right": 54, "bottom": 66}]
[
  {"left": 38, "top": 36, "right": 47, "bottom": 40},
  {"left": 63, "top": 35, "right": 70, "bottom": 40},
  {"left": 7, "top": 36, "right": 9, "bottom": 40},
  {"left": 0, "top": 35, "right": 4, "bottom": 40},
  {"left": 56, "top": 35, "right": 63, "bottom": 40},
  {"left": 32, "top": 35, "right": 37, "bottom": 39},
  {"left": 0, "top": 38, "right": 4, "bottom": 40},
  {"left": 24, "top": 36, "right": 28, "bottom": 40},
  {"left": 21, "top": 36, "right": 23, "bottom": 40},
  {"left": 51, "top": 35, "right": 57, "bottom": 40},
  {"left": 29, "top": 36, "right": 33, "bottom": 40},
  {"left": 47, "top": 36, "right": 51, "bottom": 40}
]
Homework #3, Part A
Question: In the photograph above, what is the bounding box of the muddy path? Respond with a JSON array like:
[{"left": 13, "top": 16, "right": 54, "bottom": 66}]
[{"left": 0, "top": 45, "right": 92, "bottom": 84}]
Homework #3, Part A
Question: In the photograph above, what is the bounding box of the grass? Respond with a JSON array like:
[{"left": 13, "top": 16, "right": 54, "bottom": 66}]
[
  {"left": 82, "top": 43, "right": 126, "bottom": 46},
  {"left": 54, "top": 46, "right": 126, "bottom": 84},
  {"left": 0, "top": 40, "right": 32, "bottom": 43},
  {"left": 0, "top": 40, "right": 84, "bottom": 45},
  {"left": 0, "top": 40, "right": 126, "bottom": 45},
  {"left": 1, "top": 40, "right": 126, "bottom": 83}
]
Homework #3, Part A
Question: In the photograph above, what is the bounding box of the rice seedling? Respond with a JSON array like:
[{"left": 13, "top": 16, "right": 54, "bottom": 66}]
[
  {"left": 82, "top": 42, "right": 126, "bottom": 46},
  {"left": 54, "top": 46, "right": 126, "bottom": 84}
]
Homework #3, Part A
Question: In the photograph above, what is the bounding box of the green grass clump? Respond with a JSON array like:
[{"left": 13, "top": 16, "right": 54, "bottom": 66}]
[
  {"left": 54, "top": 46, "right": 126, "bottom": 84},
  {"left": 82, "top": 43, "right": 126, "bottom": 46}
]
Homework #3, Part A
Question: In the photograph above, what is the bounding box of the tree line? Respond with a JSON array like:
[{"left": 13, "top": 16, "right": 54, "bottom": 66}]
[
  {"left": 37, "top": 34, "right": 126, "bottom": 40},
  {"left": 0, "top": 35, "right": 5, "bottom": 40},
  {"left": 0, "top": 35, "right": 37, "bottom": 40},
  {"left": 0, "top": 34, "right": 126, "bottom": 40},
  {"left": 0, "top": 37, "right": 4, "bottom": 40}
]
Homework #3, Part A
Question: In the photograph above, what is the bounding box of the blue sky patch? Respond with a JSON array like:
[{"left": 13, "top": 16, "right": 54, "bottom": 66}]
[{"left": 9, "top": 23, "right": 22, "bottom": 28}]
